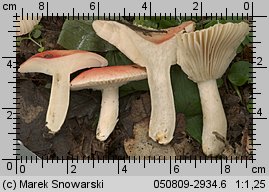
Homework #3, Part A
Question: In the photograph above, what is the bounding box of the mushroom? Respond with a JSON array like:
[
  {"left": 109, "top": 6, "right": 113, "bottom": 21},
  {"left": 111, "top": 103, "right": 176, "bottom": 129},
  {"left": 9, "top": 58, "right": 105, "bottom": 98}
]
[
  {"left": 176, "top": 22, "right": 249, "bottom": 156},
  {"left": 92, "top": 20, "right": 195, "bottom": 144},
  {"left": 16, "top": 16, "right": 42, "bottom": 36},
  {"left": 70, "top": 65, "right": 147, "bottom": 141},
  {"left": 19, "top": 50, "right": 108, "bottom": 133}
]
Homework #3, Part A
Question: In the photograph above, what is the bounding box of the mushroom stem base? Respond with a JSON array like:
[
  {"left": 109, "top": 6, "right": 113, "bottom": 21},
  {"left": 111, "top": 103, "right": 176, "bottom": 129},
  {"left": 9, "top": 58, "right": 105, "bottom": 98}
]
[
  {"left": 198, "top": 79, "right": 227, "bottom": 156},
  {"left": 96, "top": 87, "right": 119, "bottom": 141},
  {"left": 46, "top": 73, "right": 70, "bottom": 133},
  {"left": 147, "top": 65, "right": 176, "bottom": 144}
]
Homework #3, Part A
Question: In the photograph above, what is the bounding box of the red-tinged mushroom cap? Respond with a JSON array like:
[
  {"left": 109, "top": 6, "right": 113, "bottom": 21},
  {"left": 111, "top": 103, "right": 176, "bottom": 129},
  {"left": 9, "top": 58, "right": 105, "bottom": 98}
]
[
  {"left": 136, "top": 21, "right": 195, "bottom": 44},
  {"left": 18, "top": 50, "right": 108, "bottom": 134},
  {"left": 19, "top": 50, "right": 108, "bottom": 75},
  {"left": 30, "top": 50, "right": 87, "bottom": 59},
  {"left": 71, "top": 65, "right": 147, "bottom": 90},
  {"left": 71, "top": 64, "right": 147, "bottom": 142}
]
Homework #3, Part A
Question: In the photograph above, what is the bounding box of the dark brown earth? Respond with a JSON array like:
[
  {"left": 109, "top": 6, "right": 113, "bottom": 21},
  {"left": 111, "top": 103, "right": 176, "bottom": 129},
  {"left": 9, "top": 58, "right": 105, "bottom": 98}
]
[{"left": 17, "top": 17, "right": 252, "bottom": 159}]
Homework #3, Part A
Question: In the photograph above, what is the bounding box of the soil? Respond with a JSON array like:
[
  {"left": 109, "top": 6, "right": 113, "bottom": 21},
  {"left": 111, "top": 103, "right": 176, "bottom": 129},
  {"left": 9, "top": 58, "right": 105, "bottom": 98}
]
[{"left": 17, "top": 17, "right": 252, "bottom": 159}]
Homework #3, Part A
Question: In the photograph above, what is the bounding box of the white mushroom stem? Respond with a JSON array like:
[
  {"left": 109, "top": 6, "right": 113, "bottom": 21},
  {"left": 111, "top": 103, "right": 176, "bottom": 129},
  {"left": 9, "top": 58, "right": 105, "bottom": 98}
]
[
  {"left": 18, "top": 50, "right": 108, "bottom": 134},
  {"left": 147, "top": 66, "right": 175, "bottom": 144},
  {"left": 70, "top": 65, "right": 147, "bottom": 141},
  {"left": 176, "top": 22, "right": 249, "bottom": 156},
  {"left": 46, "top": 72, "right": 70, "bottom": 134},
  {"left": 197, "top": 79, "right": 227, "bottom": 156},
  {"left": 93, "top": 20, "right": 195, "bottom": 144},
  {"left": 96, "top": 87, "right": 119, "bottom": 141}
]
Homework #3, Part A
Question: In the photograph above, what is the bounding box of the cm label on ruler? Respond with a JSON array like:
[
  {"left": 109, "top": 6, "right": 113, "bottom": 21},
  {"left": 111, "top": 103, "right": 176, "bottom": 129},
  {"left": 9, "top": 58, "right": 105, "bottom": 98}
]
[{"left": 0, "top": 0, "right": 268, "bottom": 188}]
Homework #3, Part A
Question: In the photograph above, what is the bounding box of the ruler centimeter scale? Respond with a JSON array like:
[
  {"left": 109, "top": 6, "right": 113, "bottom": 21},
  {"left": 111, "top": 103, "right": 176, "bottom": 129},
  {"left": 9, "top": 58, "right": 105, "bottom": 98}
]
[{"left": 0, "top": 0, "right": 268, "bottom": 191}]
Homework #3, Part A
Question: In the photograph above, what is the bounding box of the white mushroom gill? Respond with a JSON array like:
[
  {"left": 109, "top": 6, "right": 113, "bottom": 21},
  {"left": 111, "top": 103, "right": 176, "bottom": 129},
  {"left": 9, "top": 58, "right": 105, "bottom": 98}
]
[{"left": 177, "top": 22, "right": 250, "bottom": 156}]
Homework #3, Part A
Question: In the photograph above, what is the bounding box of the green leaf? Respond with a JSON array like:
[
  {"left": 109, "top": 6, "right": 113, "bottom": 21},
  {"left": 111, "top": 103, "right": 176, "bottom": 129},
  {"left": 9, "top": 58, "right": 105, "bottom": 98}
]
[
  {"left": 242, "top": 32, "right": 253, "bottom": 46},
  {"left": 57, "top": 19, "right": 116, "bottom": 52},
  {"left": 31, "top": 29, "right": 42, "bottom": 39},
  {"left": 204, "top": 20, "right": 218, "bottom": 28},
  {"left": 16, "top": 37, "right": 22, "bottom": 46},
  {"left": 247, "top": 32, "right": 253, "bottom": 43},
  {"left": 171, "top": 65, "right": 202, "bottom": 116},
  {"left": 186, "top": 115, "right": 203, "bottom": 143},
  {"left": 105, "top": 51, "right": 132, "bottom": 66},
  {"left": 179, "top": 16, "right": 201, "bottom": 23},
  {"left": 120, "top": 80, "right": 149, "bottom": 97},
  {"left": 225, "top": 16, "right": 244, "bottom": 23},
  {"left": 228, "top": 61, "right": 250, "bottom": 86},
  {"left": 202, "top": 17, "right": 244, "bottom": 29},
  {"left": 204, "top": 19, "right": 226, "bottom": 28},
  {"left": 216, "top": 78, "right": 224, "bottom": 88},
  {"left": 38, "top": 47, "right": 45, "bottom": 52},
  {"left": 171, "top": 65, "right": 203, "bottom": 142},
  {"left": 236, "top": 44, "right": 244, "bottom": 53},
  {"left": 133, "top": 16, "right": 181, "bottom": 29},
  {"left": 247, "top": 100, "right": 253, "bottom": 113},
  {"left": 33, "top": 24, "right": 43, "bottom": 30}
]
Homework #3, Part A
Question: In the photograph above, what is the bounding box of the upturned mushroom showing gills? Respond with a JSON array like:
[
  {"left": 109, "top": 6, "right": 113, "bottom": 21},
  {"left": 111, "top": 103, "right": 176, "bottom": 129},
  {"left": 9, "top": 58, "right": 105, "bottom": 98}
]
[
  {"left": 19, "top": 50, "right": 108, "bottom": 134},
  {"left": 92, "top": 20, "right": 195, "bottom": 144},
  {"left": 176, "top": 22, "right": 249, "bottom": 156},
  {"left": 70, "top": 65, "right": 147, "bottom": 141}
]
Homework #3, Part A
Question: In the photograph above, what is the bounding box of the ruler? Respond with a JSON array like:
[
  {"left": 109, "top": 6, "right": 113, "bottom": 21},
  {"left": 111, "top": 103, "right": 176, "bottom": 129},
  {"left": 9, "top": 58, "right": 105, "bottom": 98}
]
[{"left": 0, "top": 0, "right": 268, "bottom": 191}]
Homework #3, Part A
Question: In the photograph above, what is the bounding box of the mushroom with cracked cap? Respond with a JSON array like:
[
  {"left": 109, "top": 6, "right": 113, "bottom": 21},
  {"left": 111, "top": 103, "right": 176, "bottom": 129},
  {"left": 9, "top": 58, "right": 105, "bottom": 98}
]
[
  {"left": 176, "top": 22, "right": 249, "bottom": 156},
  {"left": 19, "top": 50, "right": 108, "bottom": 134},
  {"left": 92, "top": 20, "right": 195, "bottom": 144},
  {"left": 70, "top": 65, "right": 147, "bottom": 141}
]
